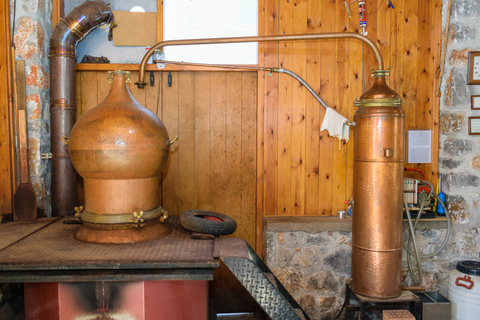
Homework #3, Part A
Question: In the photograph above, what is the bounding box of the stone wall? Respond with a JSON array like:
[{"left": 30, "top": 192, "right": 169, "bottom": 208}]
[
  {"left": 265, "top": 229, "right": 351, "bottom": 320},
  {"left": 265, "top": 1, "right": 480, "bottom": 319},
  {"left": 12, "top": 0, "right": 53, "bottom": 216}
]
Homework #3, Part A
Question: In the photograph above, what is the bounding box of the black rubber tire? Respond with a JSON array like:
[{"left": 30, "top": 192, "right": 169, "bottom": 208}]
[{"left": 180, "top": 210, "right": 237, "bottom": 235}]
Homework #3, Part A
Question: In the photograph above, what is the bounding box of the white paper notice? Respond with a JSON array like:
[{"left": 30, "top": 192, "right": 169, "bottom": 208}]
[{"left": 408, "top": 130, "right": 431, "bottom": 163}]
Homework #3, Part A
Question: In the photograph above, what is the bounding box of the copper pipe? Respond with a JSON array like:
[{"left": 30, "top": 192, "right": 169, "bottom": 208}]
[
  {"left": 136, "top": 32, "right": 383, "bottom": 88},
  {"left": 49, "top": 0, "right": 112, "bottom": 216}
]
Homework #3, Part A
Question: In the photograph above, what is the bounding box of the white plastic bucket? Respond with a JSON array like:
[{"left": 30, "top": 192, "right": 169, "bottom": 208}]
[{"left": 448, "top": 261, "right": 480, "bottom": 320}]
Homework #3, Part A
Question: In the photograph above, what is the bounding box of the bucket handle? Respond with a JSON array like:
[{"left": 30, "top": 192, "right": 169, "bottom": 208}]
[{"left": 455, "top": 275, "right": 474, "bottom": 290}]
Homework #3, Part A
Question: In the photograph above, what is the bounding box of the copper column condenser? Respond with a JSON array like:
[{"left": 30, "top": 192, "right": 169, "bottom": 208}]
[{"left": 351, "top": 69, "right": 405, "bottom": 299}]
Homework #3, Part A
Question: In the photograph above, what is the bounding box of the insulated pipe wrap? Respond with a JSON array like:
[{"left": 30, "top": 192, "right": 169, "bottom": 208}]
[{"left": 50, "top": 0, "right": 112, "bottom": 216}]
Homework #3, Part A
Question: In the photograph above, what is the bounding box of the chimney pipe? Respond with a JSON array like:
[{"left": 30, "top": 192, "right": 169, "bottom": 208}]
[{"left": 49, "top": 0, "right": 112, "bottom": 216}]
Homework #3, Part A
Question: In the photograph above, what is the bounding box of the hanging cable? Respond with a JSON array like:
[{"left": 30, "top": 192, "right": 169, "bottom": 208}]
[
  {"left": 403, "top": 180, "right": 452, "bottom": 285},
  {"left": 153, "top": 59, "right": 333, "bottom": 111}
]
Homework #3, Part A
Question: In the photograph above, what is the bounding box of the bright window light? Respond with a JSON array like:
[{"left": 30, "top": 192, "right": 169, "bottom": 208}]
[
  {"left": 163, "top": 0, "right": 258, "bottom": 64},
  {"left": 130, "top": 6, "right": 146, "bottom": 12}
]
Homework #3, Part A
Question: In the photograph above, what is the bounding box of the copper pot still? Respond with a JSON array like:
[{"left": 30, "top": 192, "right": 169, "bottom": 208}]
[
  {"left": 69, "top": 71, "right": 174, "bottom": 243},
  {"left": 351, "top": 69, "right": 405, "bottom": 299}
]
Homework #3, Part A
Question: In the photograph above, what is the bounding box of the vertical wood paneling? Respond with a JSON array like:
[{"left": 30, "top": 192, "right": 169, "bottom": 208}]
[
  {"left": 304, "top": 0, "right": 321, "bottom": 216},
  {"left": 263, "top": 0, "right": 279, "bottom": 216},
  {"left": 277, "top": 0, "right": 293, "bottom": 215},
  {"left": 0, "top": 0, "right": 13, "bottom": 215},
  {"left": 332, "top": 0, "right": 349, "bottom": 215},
  {"left": 194, "top": 72, "right": 212, "bottom": 210},
  {"left": 415, "top": 1, "right": 431, "bottom": 180},
  {"left": 242, "top": 73, "right": 258, "bottom": 247},
  {"left": 225, "top": 72, "right": 243, "bottom": 235},
  {"left": 162, "top": 70, "right": 180, "bottom": 214},
  {"left": 292, "top": 0, "right": 307, "bottom": 216},
  {"left": 318, "top": 0, "right": 335, "bottom": 215},
  {"left": 258, "top": 0, "right": 441, "bottom": 218},
  {"left": 80, "top": 72, "right": 98, "bottom": 114},
  {"left": 177, "top": 73, "right": 196, "bottom": 212},
  {"left": 404, "top": 1, "right": 419, "bottom": 132},
  {"left": 211, "top": 73, "right": 227, "bottom": 214}
]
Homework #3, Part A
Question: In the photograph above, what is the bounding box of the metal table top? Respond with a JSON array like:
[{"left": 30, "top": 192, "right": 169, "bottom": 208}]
[{"left": 0, "top": 216, "right": 218, "bottom": 282}]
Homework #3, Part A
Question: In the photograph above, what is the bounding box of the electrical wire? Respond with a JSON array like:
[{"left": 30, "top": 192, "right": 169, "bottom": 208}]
[{"left": 403, "top": 180, "right": 452, "bottom": 285}]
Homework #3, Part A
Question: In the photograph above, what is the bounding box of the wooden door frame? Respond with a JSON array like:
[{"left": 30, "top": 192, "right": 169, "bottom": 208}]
[{"left": 0, "top": 0, "right": 15, "bottom": 216}]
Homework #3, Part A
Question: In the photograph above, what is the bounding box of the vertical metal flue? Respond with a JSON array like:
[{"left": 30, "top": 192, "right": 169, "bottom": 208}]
[{"left": 49, "top": 1, "right": 112, "bottom": 216}]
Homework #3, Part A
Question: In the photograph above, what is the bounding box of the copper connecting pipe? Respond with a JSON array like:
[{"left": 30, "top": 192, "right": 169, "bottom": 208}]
[
  {"left": 136, "top": 32, "right": 383, "bottom": 88},
  {"left": 49, "top": 0, "right": 112, "bottom": 216}
]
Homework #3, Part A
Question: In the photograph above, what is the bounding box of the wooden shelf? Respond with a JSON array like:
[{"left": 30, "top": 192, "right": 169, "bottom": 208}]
[{"left": 76, "top": 63, "right": 255, "bottom": 72}]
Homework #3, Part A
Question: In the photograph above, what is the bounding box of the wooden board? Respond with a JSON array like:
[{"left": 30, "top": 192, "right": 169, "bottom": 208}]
[{"left": 112, "top": 11, "right": 157, "bottom": 47}]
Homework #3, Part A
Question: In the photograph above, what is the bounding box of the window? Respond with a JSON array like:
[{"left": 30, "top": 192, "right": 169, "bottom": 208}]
[{"left": 163, "top": 0, "right": 258, "bottom": 64}]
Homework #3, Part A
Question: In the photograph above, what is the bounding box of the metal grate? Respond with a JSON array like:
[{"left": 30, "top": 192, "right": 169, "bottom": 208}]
[{"left": 0, "top": 216, "right": 217, "bottom": 271}]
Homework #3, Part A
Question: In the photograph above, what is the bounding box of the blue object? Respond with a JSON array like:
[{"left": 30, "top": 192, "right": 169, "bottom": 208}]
[
  {"left": 437, "top": 192, "right": 446, "bottom": 216},
  {"left": 388, "top": 1, "right": 394, "bottom": 8}
]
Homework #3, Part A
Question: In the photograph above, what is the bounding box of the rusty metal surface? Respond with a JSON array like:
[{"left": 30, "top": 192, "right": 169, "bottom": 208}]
[
  {"left": 0, "top": 216, "right": 217, "bottom": 271},
  {"left": 0, "top": 218, "right": 58, "bottom": 251},
  {"left": 351, "top": 75, "right": 405, "bottom": 299},
  {"left": 50, "top": 0, "right": 113, "bottom": 217}
]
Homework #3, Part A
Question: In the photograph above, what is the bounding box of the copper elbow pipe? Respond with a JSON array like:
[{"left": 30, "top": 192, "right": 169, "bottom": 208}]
[
  {"left": 136, "top": 32, "right": 383, "bottom": 88},
  {"left": 49, "top": 0, "right": 112, "bottom": 216}
]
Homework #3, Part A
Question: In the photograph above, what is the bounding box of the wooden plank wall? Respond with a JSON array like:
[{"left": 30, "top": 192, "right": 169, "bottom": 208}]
[
  {"left": 75, "top": 0, "right": 442, "bottom": 252},
  {"left": 75, "top": 71, "right": 257, "bottom": 247},
  {"left": 257, "top": 0, "right": 442, "bottom": 224},
  {"left": 0, "top": 0, "right": 14, "bottom": 215}
]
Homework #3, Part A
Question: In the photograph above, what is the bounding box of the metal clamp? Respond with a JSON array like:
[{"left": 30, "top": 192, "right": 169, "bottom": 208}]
[
  {"left": 371, "top": 67, "right": 391, "bottom": 77},
  {"left": 108, "top": 70, "right": 131, "bottom": 84},
  {"left": 133, "top": 211, "right": 146, "bottom": 228},
  {"left": 41, "top": 153, "right": 52, "bottom": 160},
  {"left": 61, "top": 136, "right": 70, "bottom": 145},
  {"left": 74, "top": 206, "right": 84, "bottom": 220}
]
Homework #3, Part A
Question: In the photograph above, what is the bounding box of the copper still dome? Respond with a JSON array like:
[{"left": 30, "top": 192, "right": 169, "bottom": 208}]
[{"left": 69, "top": 70, "right": 174, "bottom": 243}]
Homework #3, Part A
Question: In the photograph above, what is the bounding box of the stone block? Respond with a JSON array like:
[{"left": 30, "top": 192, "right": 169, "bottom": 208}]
[
  {"left": 272, "top": 267, "right": 304, "bottom": 294},
  {"left": 26, "top": 64, "right": 49, "bottom": 90},
  {"left": 439, "top": 158, "right": 462, "bottom": 169},
  {"left": 305, "top": 271, "right": 339, "bottom": 294},
  {"left": 323, "top": 249, "right": 351, "bottom": 275},
  {"left": 452, "top": 0, "right": 480, "bottom": 18},
  {"left": 22, "top": 0, "right": 40, "bottom": 14},
  {"left": 448, "top": 23, "right": 477, "bottom": 42},
  {"left": 443, "top": 139, "right": 474, "bottom": 156},
  {"left": 26, "top": 94, "right": 41, "bottom": 120},
  {"left": 291, "top": 246, "right": 319, "bottom": 267},
  {"left": 27, "top": 136, "right": 40, "bottom": 177},
  {"left": 443, "top": 173, "right": 479, "bottom": 190},
  {"left": 447, "top": 194, "right": 468, "bottom": 223},
  {"left": 297, "top": 294, "right": 317, "bottom": 318},
  {"left": 14, "top": 17, "right": 44, "bottom": 59},
  {"left": 450, "top": 48, "right": 469, "bottom": 65},
  {"left": 472, "top": 156, "right": 480, "bottom": 170},
  {"left": 444, "top": 68, "right": 474, "bottom": 107}
]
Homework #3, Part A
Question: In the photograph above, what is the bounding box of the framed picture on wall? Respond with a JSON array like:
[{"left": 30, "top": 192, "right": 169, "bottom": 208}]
[
  {"left": 472, "top": 95, "right": 480, "bottom": 110},
  {"left": 468, "top": 117, "right": 480, "bottom": 135},
  {"left": 467, "top": 51, "right": 480, "bottom": 85}
]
